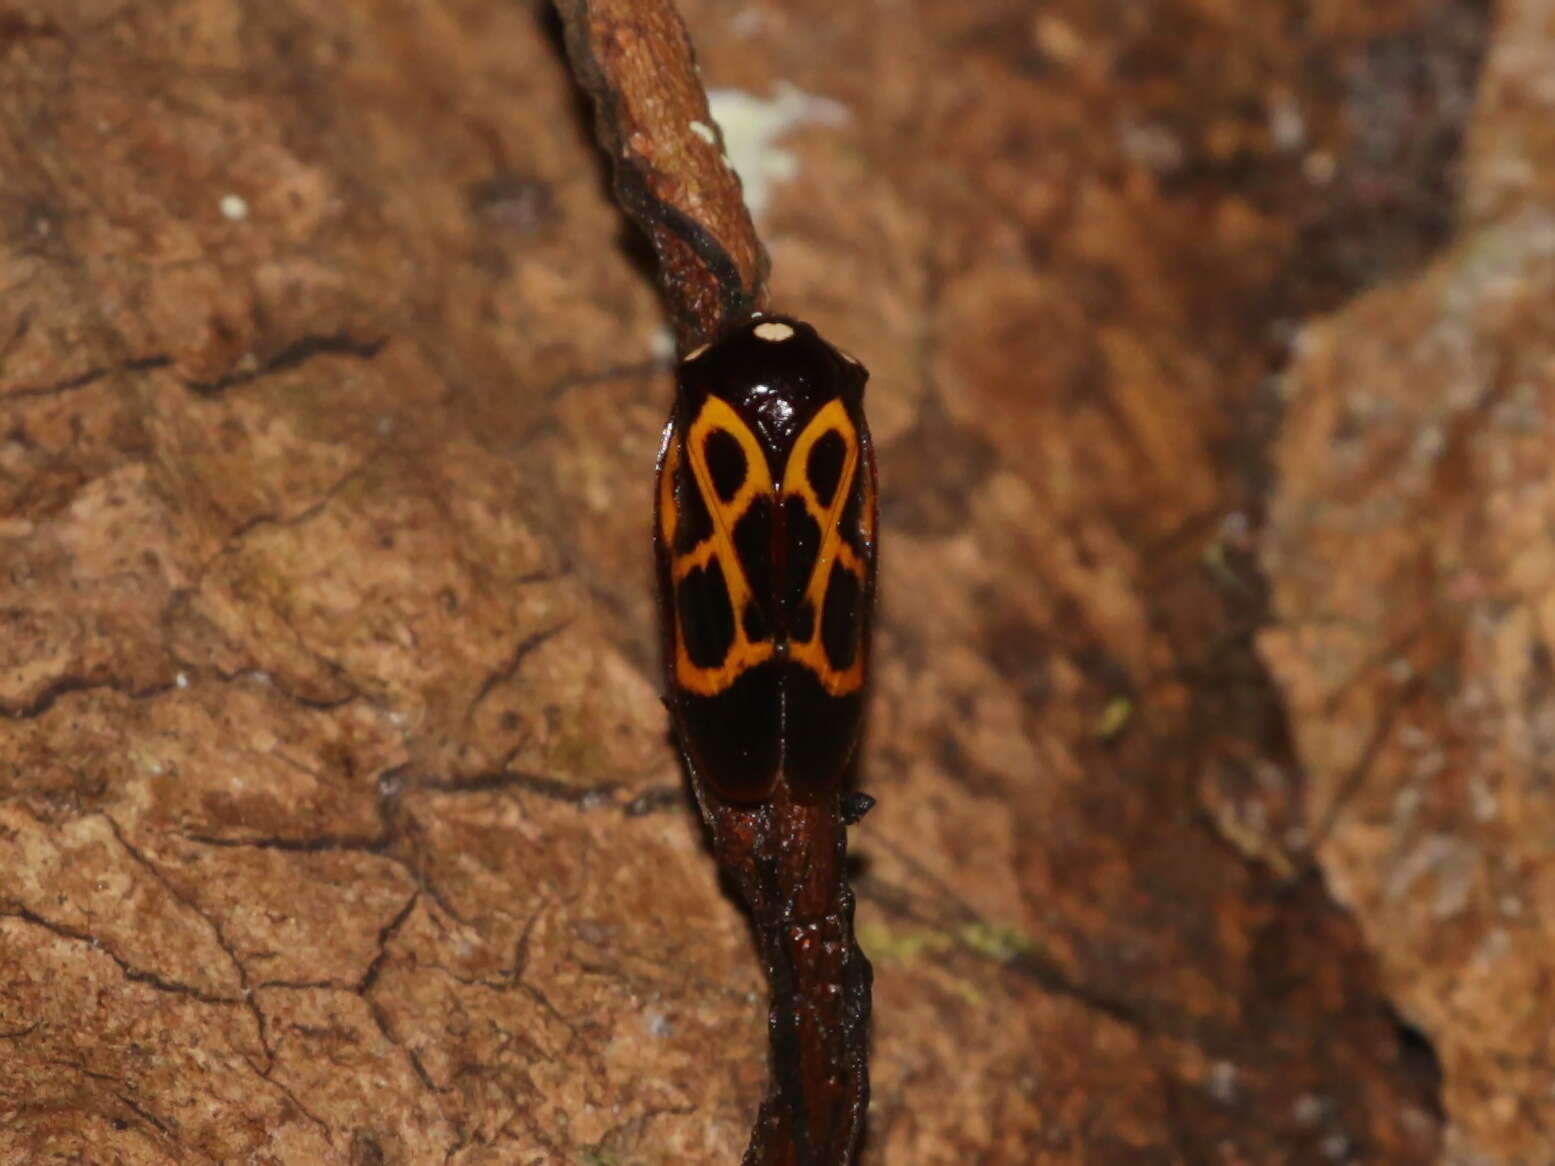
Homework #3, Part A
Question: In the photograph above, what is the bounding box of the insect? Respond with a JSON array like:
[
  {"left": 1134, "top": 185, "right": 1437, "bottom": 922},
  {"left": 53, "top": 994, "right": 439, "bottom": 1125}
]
[{"left": 654, "top": 314, "right": 877, "bottom": 806}]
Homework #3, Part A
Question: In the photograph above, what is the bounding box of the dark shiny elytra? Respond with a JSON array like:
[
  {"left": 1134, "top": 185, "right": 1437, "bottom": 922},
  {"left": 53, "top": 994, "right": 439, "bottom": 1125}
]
[
  {"left": 781, "top": 664, "right": 864, "bottom": 800},
  {"left": 704, "top": 427, "right": 746, "bottom": 502},
  {"left": 676, "top": 559, "right": 734, "bottom": 670},
  {"left": 659, "top": 315, "right": 874, "bottom": 805},
  {"left": 821, "top": 567, "right": 863, "bottom": 672},
  {"left": 732, "top": 500, "right": 773, "bottom": 628},
  {"left": 673, "top": 453, "right": 714, "bottom": 555},
  {"left": 679, "top": 667, "right": 781, "bottom": 803},
  {"left": 741, "top": 602, "right": 767, "bottom": 644},
  {"left": 838, "top": 461, "right": 867, "bottom": 557},
  {"left": 807, "top": 430, "right": 847, "bottom": 507},
  {"left": 790, "top": 597, "right": 816, "bottom": 646},
  {"left": 781, "top": 494, "right": 821, "bottom": 624}
]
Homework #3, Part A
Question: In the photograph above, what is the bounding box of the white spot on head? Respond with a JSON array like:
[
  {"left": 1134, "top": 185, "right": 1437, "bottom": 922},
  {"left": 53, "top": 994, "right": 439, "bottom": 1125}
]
[
  {"left": 753, "top": 321, "right": 795, "bottom": 342},
  {"left": 682, "top": 342, "right": 710, "bottom": 362},
  {"left": 839, "top": 348, "right": 861, "bottom": 365},
  {"left": 219, "top": 193, "right": 249, "bottom": 221},
  {"left": 688, "top": 120, "right": 717, "bottom": 146}
]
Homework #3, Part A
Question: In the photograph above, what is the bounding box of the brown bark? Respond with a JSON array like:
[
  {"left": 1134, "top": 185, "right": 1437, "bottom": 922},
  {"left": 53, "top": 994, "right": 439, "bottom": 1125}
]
[
  {"left": 1, "top": 1, "right": 1538, "bottom": 1163},
  {"left": 1261, "top": 2, "right": 1555, "bottom": 1159}
]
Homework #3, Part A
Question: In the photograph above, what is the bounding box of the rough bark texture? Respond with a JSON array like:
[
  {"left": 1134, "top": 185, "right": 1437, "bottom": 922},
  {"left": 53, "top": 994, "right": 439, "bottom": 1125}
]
[
  {"left": 1, "top": 1, "right": 1541, "bottom": 1163},
  {"left": 1261, "top": 2, "right": 1555, "bottom": 1162}
]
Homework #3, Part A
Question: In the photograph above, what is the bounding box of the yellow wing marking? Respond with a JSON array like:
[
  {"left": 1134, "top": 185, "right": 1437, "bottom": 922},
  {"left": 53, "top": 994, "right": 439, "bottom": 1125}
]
[
  {"left": 658, "top": 435, "right": 681, "bottom": 548},
  {"left": 669, "top": 397, "right": 775, "bottom": 695},
  {"left": 782, "top": 398, "right": 869, "bottom": 695}
]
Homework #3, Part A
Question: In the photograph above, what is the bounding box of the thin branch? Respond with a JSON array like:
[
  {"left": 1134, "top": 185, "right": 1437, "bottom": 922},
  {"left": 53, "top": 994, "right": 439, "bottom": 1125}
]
[
  {"left": 554, "top": 0, "right": 769, "bottom": 352},
  {"left": 554, "top": 4, "right": 870, "bottom": 1163}
]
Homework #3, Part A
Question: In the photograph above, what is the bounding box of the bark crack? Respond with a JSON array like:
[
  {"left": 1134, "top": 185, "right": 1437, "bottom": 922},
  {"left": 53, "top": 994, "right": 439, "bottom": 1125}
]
[
  {"left": 184, "top": 334, "right": 387, "bottom": 397},
  {"left": 1, "top": 906, "right": 243, "bottom": 1007},
  {"left": 2, "top": 675, "right": 177, "bottom": 720},
  {"left": 0, "top": 354, "right": 171, "bottom": 401}
]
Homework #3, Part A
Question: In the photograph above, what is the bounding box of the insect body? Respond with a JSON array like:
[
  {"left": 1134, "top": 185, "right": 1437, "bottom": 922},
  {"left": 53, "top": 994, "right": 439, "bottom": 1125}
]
[{"left": 655, "top": 315, "right": 876, "bottom": 805}]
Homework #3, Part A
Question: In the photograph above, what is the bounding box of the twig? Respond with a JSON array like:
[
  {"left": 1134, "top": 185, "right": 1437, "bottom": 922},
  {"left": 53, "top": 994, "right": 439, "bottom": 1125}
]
[
  {"left": 555, "top": 4, "right": 871, "bottom": 1163},
  {"left": 554, "top": 0, "right": 770, "bottom": 352}
]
